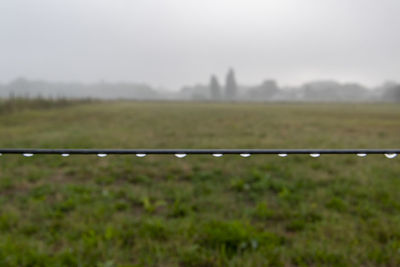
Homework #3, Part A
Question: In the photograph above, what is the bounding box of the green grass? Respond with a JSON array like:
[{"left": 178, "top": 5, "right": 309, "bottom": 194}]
[{"left": 0, "top": 101, "right": 400, "bottom": 266}]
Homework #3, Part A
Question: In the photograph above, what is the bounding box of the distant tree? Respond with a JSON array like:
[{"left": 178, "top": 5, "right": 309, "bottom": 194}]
[
  {"left": 8, "top": 77, "right": 30, "bottom": 97},
  {"left": 209, "top": 75, "right": 221, "bottom": 100},
  {"left": 247, "top": 80, "right": 279, "bottom": 100},
  {"left": 225, "top": 68, "right": 238, "bottom": 100},
  {"left": 384, "top": 85, "right": 400, "bottom": 102},
  {"left": 180, "top": 84, "right": 208, "bottom": 100}
]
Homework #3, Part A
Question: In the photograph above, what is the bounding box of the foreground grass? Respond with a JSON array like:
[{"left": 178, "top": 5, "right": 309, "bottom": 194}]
[{"left": 0, "top": 101, "right": 400, "bottom": 266}]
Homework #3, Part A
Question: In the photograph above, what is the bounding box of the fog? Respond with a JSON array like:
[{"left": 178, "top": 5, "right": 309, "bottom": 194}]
[{"left": 1, "top": 0, "right": 399, "bottom": 95}]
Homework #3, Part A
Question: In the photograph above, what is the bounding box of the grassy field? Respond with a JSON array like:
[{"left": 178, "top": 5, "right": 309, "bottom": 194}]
[{"left": 0, "top": 100, "right": 400, "bottom": 266}]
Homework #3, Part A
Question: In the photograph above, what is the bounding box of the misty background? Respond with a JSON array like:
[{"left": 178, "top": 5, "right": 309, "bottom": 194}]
[{"left": 1, "top": 0, "right": 400, "bottom": 101}]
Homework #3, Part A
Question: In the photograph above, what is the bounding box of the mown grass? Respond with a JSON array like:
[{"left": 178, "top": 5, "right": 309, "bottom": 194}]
[{"left": 0, "top": 101, "right": 399, "bottom": 266}]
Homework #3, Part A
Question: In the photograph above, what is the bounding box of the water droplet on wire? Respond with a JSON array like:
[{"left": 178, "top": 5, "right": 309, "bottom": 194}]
[
  {"left": 385, "top": 153, "right": 397, "bottom": 159},
  {"left": 310, "top": 153, "right": 320, "bottom": 158},
  {"left": 175, "top": 153, "right": 186, "bottom": 158},
  {"left": 61, "top": 153, "right": 70, "bottom": 157},
  {"left": 136, "top": 153, "right": 146, "bottom": 157},
  {"left": 278, "top": 153, "right": 287, "bottom": 157},
  {"left": 357, "top": 153, "right": 367, "bottom": 157},
  {"left": 212, "top": 153, "right": 223, "bottom": 157},
  {"left": 97, "top": 154, "right": 107, "bottom": 158},
  {"left": 23, "top": 153, "right": 34, "bottom": 157}
]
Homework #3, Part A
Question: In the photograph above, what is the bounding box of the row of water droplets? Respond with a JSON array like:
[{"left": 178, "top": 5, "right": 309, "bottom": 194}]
[{"left": 0, "top": 152, "right": 396, "bottom": 159}]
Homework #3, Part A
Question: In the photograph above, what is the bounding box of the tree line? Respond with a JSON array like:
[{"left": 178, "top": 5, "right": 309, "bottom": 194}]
[
  {"left": 182, "top": 69, "right": 400, "bottom": 102},
  {"left": 1, "top": 70, "right": 400, "bottom": 102}
]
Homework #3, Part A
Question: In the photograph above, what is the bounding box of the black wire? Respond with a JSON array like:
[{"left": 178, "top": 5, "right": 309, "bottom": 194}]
[{"left": 0, "top": 148, "right": 399, "bottom": 154}]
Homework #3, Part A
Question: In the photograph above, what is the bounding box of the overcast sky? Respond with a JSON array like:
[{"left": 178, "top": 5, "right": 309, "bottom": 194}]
[{"left": 0, "top": 0, "right": 399, "bottom": 89}]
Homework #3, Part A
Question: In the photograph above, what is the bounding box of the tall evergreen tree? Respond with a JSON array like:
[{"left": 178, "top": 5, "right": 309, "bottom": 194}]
[
  {"left": 225, "top": 68, "right": 237, "bottom": 100},
  {"left": 209, "top": 75, "right": 221, "bottom": 100}
]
